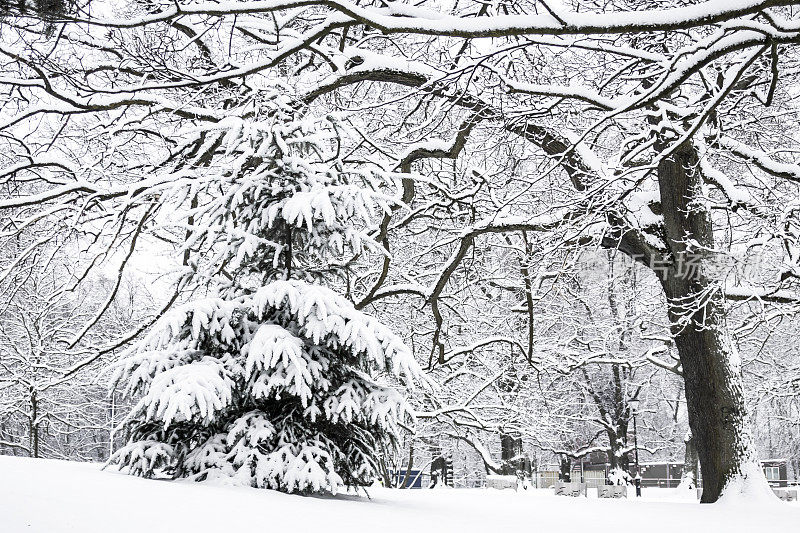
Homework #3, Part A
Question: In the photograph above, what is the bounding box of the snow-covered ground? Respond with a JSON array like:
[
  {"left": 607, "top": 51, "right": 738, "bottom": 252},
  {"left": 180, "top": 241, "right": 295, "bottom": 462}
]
[{"left": 1, "top": 456, "right": 797, "bottom": 533}]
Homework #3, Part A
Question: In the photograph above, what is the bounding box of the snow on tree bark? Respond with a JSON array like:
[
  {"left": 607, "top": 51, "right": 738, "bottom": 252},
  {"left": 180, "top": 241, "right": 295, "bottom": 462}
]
[
  {"left": 655, "top": 141, "right": 771, "bottom": 503},
  {"left": 679, "top": 431, "right": 699, "bottom": 490}
]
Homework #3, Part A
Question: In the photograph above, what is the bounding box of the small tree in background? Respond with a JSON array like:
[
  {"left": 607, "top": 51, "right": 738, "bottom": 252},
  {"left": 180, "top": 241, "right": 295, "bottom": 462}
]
[{"left": 109, "top": 90, "right": 420, "bottom": 494}]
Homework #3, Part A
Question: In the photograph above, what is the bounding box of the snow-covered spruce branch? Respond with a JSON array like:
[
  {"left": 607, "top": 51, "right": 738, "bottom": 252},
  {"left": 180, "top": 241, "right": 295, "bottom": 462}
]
[{"left": 109, "top": 281, "right": 422, "bottom": 493}]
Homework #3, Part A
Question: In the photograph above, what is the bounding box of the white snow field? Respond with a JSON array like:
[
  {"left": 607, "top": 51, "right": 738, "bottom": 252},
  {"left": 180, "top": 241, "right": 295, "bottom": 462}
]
[{"left": 1, "top": 456, "right": 798, "bottom": 533}]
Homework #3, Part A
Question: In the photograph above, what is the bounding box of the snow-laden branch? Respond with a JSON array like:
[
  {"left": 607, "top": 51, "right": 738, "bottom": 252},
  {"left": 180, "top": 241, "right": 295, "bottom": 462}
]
[
  {"left": 725, "top": 286, "right": 800, "bottom": 304},
  {"left": 717, "top": 136, "right": 800, "bottom": 183},
  {"left": 644, "top": 346, "right": 682, "bottom": 376},
  {"left": 65, "top": 0, "right": 797, "bottom": 37}
]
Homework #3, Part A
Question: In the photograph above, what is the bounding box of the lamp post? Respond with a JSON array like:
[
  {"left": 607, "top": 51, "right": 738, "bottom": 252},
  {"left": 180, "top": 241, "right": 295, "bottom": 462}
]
[
  {"left": 629, "top": 398, "right": 640, "bottom": 473},
  {"left": 629, "top": 398, "right": 641, "bottom": 497}
]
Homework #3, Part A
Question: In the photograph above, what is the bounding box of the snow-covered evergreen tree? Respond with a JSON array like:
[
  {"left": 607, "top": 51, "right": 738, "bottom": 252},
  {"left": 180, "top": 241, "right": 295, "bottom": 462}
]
[{"left": 109, "top": 88, "right": 419, "bottom": 494}]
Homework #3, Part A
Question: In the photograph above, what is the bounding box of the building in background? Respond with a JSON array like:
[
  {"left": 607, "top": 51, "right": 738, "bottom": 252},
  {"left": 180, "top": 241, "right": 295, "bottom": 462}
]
[{"left": 534, "top": 457, "right": 790, "bottom": 489}]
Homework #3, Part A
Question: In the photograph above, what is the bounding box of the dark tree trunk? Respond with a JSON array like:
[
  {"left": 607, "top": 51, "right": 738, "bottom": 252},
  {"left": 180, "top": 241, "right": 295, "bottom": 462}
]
[
  {"left": 559, "top": 456, "right": 571, "bottom": 482},
  {"left": 656, "top": 142, "right": 764, "bottom": 503},
  {"left": 377, "top": 440, "right": 394, "bottom": 488},
  {"left": 500, "top": 434, "right": 524, "bottom": 476},
  {"left": 607, "top": 423, "right": 630, "bottom": 476},
  {"left": 29, "top": 387, "right": 39, "bottom": 459},
  {"left": 401, "top": 443, "right": 415, "bottom": 489}
]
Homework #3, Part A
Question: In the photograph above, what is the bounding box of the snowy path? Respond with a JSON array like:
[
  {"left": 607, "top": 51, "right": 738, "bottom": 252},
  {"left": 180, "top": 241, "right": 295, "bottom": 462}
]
[{"left": 0, "top": 456, "right": 797, "bottom": 533}]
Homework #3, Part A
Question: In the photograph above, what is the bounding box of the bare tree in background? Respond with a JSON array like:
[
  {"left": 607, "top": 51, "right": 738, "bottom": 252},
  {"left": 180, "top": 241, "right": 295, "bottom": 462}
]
[{"left": 0, "top": 235, "right": 146, "bottom": 459}]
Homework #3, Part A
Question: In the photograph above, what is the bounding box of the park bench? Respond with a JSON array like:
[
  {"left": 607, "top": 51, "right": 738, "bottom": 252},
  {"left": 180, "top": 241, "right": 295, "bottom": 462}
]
[
  {"left": 773, "top": 489, "right": 798, "bottom": 502},
  {"left": 486, "top": 475, "right": 518, "bottom": 491},
  {"left": 597, "top": 485, "right": 627, "bottom": 498},
  {"left": 553, "top": 480, "right": 587, "bottom": 497}
]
